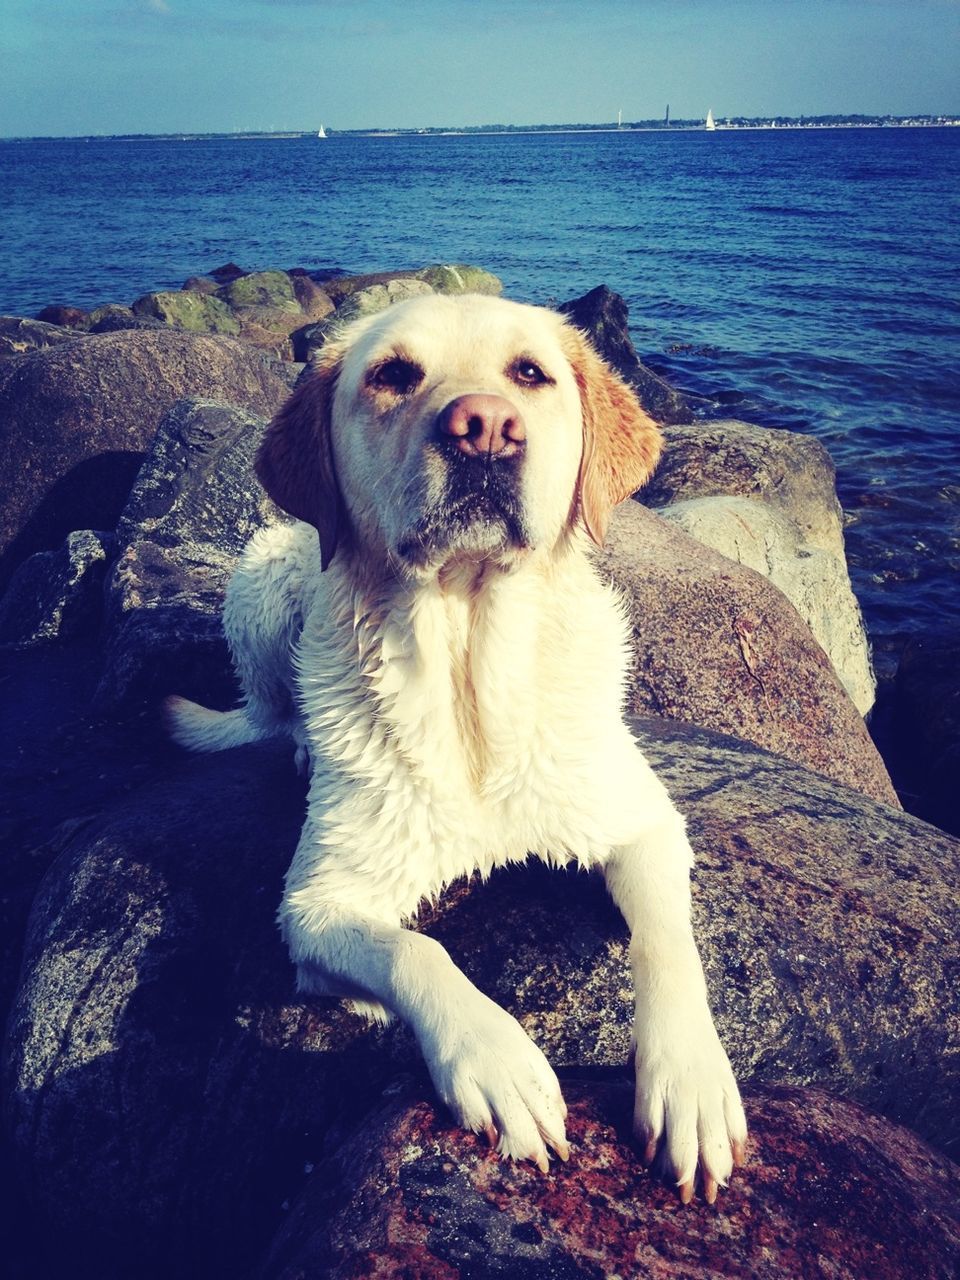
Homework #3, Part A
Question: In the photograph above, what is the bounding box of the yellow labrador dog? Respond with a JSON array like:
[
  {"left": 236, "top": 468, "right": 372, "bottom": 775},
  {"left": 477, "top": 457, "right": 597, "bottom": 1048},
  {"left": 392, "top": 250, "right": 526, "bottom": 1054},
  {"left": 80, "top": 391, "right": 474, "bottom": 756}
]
[{"left": 166, "top": 293, "right": 746, "bottom": 1202}]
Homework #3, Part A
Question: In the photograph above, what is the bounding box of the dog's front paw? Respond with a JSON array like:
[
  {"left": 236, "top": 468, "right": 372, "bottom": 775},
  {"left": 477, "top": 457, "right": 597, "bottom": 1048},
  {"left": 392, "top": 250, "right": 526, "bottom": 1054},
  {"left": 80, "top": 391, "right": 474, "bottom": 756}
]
[
  {"left": 632, "top": 1012, "right": 747, "bottom": 1205},
  {"left": 423, "top": 992, "right": 569, "bottom": 1173}
]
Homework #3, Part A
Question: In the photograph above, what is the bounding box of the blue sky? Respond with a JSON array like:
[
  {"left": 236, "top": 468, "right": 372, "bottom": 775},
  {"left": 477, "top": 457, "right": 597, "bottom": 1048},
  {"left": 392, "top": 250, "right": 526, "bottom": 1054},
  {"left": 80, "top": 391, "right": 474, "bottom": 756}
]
[{"left": 2, "top": 0, "right": 958, "bottom": 136}]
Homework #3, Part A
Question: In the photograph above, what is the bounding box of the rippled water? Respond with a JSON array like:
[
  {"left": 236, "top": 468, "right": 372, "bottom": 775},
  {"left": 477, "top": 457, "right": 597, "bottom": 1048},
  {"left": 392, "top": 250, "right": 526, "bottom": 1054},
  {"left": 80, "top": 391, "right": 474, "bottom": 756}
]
[{"left": 2, "top": 128, "right": 958, "bottom": 671}]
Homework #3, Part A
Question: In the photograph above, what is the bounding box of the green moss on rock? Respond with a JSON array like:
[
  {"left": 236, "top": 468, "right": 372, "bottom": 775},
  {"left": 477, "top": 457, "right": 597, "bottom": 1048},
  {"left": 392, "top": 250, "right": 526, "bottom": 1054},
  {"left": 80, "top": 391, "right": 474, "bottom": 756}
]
[
  {"left": 217, "top": 270, "right": 300, "bottom": 313},
  {"left": 131, "top": 291, "right": 241, "bottom": 336}
]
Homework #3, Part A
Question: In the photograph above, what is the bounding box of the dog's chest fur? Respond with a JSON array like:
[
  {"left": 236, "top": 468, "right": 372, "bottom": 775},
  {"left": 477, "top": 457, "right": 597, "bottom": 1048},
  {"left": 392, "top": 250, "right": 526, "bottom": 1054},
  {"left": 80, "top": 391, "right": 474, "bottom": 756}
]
[{"left": 290, "top": 536, "right": 649, "bottom": 919}]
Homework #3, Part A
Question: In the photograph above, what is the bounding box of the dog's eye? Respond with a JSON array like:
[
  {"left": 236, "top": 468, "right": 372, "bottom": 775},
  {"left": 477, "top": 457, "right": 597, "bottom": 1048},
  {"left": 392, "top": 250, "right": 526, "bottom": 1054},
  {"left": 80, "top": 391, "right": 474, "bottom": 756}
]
[
  {"left": 511, "top": 359, "right": 552, "bottom": 388},
  {"left": 368, "top": 358, "right": 424, "bottom": 396}
]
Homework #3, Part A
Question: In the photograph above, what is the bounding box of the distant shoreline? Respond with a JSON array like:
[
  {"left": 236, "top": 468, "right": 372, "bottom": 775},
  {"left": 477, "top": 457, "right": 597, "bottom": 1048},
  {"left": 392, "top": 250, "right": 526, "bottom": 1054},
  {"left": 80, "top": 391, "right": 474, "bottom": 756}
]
[{"left": 3, "top": 114, "right": 959, "bottom": 144}]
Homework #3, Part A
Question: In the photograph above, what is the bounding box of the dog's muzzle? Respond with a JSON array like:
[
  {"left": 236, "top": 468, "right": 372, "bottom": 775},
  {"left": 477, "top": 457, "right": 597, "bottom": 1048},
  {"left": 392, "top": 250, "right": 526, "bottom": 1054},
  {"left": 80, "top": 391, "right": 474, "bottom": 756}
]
[{"left": 396, "top": 394, "right": 530, "bottom": 566}]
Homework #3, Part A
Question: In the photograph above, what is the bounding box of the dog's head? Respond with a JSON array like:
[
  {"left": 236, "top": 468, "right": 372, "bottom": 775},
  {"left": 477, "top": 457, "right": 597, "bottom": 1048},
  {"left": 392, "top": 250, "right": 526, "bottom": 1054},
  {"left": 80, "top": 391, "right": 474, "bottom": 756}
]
[{"left": 256, "top": 293, "right": 661, "bottom": 577}]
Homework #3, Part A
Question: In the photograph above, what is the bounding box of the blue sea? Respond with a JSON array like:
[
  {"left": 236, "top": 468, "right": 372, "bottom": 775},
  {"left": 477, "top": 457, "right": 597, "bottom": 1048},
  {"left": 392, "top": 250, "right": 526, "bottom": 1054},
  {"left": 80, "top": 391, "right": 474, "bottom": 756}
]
[{"left": 2, "top": 128, "right": 959, "bottom": 675}]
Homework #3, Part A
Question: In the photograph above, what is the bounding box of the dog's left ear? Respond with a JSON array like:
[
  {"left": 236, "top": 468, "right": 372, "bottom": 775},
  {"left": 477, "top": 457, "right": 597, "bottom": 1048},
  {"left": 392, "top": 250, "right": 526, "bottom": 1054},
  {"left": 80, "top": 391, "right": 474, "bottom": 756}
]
[
  {"left": 255, "top": 345, "right": 345, "bottom": 571},
  {"left": 560, "top": 326, "right": 663, "bottom": 547}
]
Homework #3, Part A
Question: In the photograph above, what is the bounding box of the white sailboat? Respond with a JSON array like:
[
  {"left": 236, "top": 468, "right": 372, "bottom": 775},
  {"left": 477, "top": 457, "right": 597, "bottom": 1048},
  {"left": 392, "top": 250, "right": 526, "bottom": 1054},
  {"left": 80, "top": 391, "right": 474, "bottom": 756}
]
[
  {"left": 705, "top": 109, "right": 716, "bottom": 131},
  {"left": 317, "top": 124, "right": 327, "bottom": 138}
]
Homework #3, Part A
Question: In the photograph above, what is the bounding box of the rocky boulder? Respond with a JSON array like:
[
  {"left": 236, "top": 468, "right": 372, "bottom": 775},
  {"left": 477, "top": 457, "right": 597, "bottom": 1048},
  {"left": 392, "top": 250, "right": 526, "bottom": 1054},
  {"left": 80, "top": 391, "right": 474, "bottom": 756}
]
[
  {"left": 642, "top": 418, "right": 846, "bottom": 549},
  {"left": 0, "top": 315, "right": 79, "bottom": 359},
  {"left": 216, "top": 270, "right": 302, "bottom": 312},
  {"left": 599, "top": 501, "right": 894, "bottom": 804},
  {"left": 0, "top": 529, "right": 115, "bottom": 648},
  {"left": 321, "top": 264, "right": 502, "bottom": 307},
  {"left": 131, "top": 289, "right": 242, "bottom": 336},
  {"left": 639, "top": 419, "right": 875, "bottom": 714},
  {"left": 297, "top": 278, "right": 435, "bottom": 361},
  {"left": 263, "top": 1082, "right": 960, "bottom": 1280},
  {"left": 657, "top": 494, "right": 875, "bottom": 714},
  {"left": 0, "top": 330, "right": 291, "bottom": 592},
  {"left": 96, "top": 399, "right": 280, "bottom": 709},
  {"left": 5, "top": 714, "right": 956, "bottom": 1274}
]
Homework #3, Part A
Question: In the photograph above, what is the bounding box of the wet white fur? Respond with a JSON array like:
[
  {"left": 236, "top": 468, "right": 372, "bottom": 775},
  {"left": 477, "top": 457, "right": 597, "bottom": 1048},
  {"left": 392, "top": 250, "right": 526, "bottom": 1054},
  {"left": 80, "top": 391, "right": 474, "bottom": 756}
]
[{"left": 166, "top": 294, "right": 746, "bottom": 1191}]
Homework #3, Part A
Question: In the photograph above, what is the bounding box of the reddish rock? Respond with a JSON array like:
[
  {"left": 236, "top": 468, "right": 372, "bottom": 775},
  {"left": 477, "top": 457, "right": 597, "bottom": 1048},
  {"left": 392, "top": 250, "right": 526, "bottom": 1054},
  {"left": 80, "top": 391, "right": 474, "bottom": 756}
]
[
  {"left": 262, "top": 1081, "right": 960, "bottom": 1280},
  {"left": 5, "top": 711, "right": 958, "bottom": 1275},
  {"left": 599, "top": 501, "right": 897, "bottom": 806},
  {"left": 35, "top": 304, "right": 90, "bottom": 329},
  {"left": 0, "top": 330, "right": 291, "bottom": 590}
]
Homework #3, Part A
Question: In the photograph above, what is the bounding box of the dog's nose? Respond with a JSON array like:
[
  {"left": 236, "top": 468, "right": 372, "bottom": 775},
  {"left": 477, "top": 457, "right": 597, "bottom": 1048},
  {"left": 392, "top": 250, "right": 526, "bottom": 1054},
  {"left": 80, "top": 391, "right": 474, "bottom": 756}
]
[{"left": 436, "top": 394, "right": 526, "bottom": 458}]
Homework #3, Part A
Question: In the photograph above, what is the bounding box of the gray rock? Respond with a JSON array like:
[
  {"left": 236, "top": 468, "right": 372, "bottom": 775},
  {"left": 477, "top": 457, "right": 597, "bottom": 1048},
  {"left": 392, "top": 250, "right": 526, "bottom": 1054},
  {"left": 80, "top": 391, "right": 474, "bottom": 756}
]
[
  {"left": 131, "top": 289, "right": 243, "bottom": 336},
  {"left": 97, "top": 399, "right": 278, "bottom": 709},
  {"left": 181, "top": 276, "right": 220, "bottom": 295},
  {"left": 0, "top": 530, "right": 115, "bottom": 647},
  {"left": 0, "top": 315, "right": 79, "bottom": 359},
  {"left": 216, "top": 270, "right": 302, "bottom": 312},
  {"left": 599, "top": 501, "right": 895, "bottom": 805},
  {"left": 0, "top": 329, "right": 290, "bottom": 592},
  {"left": 658, "top": 494, "right": 875, "bottom": 714},
  {"left": 642, "top": 419, "right": 846, "bottom": 552},
  {"left": 322, "top": 264, "right": 501, "bottom": 307},
  {"left": 298, "top": 279, "right": 435, "bottom": 362},
  {"left": 641, "top": 419, "right": 876, "bottom": 714},
  {"left": 262, "top": 1082, "right": 960, "bottom": 1280},
  {"left": 5, "top": 717, "right": 957, "bottom": 1273}
]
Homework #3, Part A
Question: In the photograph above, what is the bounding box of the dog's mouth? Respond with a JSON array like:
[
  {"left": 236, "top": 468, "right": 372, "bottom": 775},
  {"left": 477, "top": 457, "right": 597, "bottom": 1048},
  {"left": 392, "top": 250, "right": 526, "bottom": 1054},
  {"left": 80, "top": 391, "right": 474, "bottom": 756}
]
[{"left": 395, "top": 447, "right": 530, "bottom": 570}]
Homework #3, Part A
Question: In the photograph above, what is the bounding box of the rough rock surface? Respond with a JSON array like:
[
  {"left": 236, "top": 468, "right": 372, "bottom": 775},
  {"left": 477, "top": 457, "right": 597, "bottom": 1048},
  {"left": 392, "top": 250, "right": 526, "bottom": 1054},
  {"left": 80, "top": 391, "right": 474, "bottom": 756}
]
[
  {"left": 0, "top": 330, "right": 291, "bottom": 591},
  {"left": 0, "top": 529, "right": 115, "bottom": 647},
  {"left": 131, "top": 289, "right": 243, "bottom": 335},
  {"left": 599, "top": 501, "right": 895, "bottom": 804},
  {"left": 321, "top": 264, "right": 502, "bottom": 306},
  {"left": 558, "top": 286, "right": 705, "bottom": 424},
  {"left": 263, "top": 1082, "right": 960, "bottom": 1280},
  {"left": 657, "top": 493, "right": 875, "bottom": 713},
  {"left": 642, "top": 419, "right": 846, "bottom": 551},
  {"left": 0, "top": 315, "right": 78, "bottom": 358},
  {"left": 298, "top": 279, "right": 436, "bottom": 361},
  {"left": 96, "top": 399, "right": 278, "bottom": 709},
  {"left": 217, "top": 269, "right": 303, "bottom": 312},
  {"left": 5, "top": 713, "right": 956, "bottom": 1274}
]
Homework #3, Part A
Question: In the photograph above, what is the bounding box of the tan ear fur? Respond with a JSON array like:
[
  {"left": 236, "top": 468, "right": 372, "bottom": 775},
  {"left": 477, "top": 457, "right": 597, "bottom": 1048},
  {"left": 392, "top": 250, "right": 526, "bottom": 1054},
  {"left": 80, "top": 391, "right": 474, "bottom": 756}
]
[
  {"left": 560, "top": 325, "right": 663, "bottom": 546},
  {"left": 255, "top": 348, "right": 345, "bottom": 571}
]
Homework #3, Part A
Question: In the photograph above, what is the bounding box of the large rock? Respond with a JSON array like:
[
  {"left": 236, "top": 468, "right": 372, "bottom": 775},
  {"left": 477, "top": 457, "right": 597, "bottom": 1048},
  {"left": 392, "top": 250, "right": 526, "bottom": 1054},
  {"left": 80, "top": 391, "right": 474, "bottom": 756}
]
[
  {"left": 297, "top": 278, "right": 435, "bottom": 361},
  {"left": 131, "top": 289, "right": 242, "bottom": 335},
  {"left": 97, "top": 399, "right": 277, "bottom": 709},
  {"left": 658, "top": 494, "right": 875, "bottom": 714},
  {"left": 263, "top": 1082, "right": 960, "bottom": 1280},
  {"left": 600, "top": 501, "right": 894, "bottom": 804},
  {"left": 0, "top": 330, "right": 291, "bottom": 591},
  {"left": 641, "top": 419, "right": 876, "bottom": 714},
  {"left": 5, "top": 715, "right": 957, "bottom": 1273},
  {"left": 321, "top": 264, "right": 501, "bottom": 307},
  {"left": 559, "top": 286, "right": 705, "bottom": 424},
  {"left": 0, "top": 529, "right": 115, "bottom": 647},
  {"left": 216, "top": 269, "right": 302, "bottom": 312},
  {"left": 642, "top": 419, "right": 844, "bottom": 551},
  {"left": 0, "top": 315, "right": 78, "bottom": 359}
]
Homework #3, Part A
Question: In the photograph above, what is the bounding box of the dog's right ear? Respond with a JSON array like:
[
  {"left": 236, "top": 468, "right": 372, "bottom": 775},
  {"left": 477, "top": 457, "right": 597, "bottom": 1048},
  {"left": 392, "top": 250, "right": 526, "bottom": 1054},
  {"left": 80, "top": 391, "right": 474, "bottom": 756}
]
[{"left": 255, "top": 349, "right": 344, "bottom": 571}]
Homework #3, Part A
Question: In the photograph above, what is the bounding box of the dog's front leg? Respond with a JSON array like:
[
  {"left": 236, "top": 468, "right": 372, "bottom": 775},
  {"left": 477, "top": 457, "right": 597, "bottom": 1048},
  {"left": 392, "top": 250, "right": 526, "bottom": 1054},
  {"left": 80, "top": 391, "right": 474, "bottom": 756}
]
[
  {"left": 283, "top": 904, "right": 570, "bottom": 1171},
  {"left": 603, "top": 809, "right": 747, "bottom": 1203}
]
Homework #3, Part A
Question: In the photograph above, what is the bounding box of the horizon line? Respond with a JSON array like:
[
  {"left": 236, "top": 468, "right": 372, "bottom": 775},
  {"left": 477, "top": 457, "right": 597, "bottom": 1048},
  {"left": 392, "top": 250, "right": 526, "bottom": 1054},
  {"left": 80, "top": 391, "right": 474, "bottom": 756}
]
[{"left": 3, "top": 110, "right": 960, "bottom": 144}]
